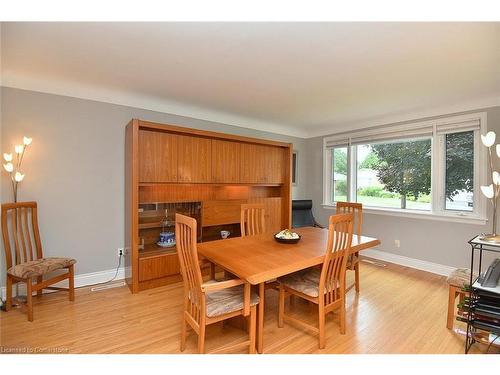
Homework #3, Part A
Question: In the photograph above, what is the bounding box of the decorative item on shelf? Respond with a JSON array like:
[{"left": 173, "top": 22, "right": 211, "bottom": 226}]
[
  {"left": 157, "top": 209, "right": 176, "bottom": 248},
  {"left": 480, "top": 131, "right": 500, "bottom": 243},
  {"left": 3, "top": 136, "right": 32, "bottom": 203},
  {"left": 220, "top": 230, "right": 230, "bottom": 239}
]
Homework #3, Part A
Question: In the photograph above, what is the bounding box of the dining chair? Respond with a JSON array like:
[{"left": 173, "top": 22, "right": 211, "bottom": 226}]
[
  {"left": 240, "top": 203, "right": 266, "bottom": 237},
  {"left": 1, "top": 201, "right": 76, "bottom": 321},
  {"left": 277, "top": 213, "right": 354, "bottom": 349},
  {"left": 176, "top": 213, "right": 259, "bottom": 354},
  {"left": 240, "top": 203, "right": 277, "bottom": 292},
  {"left": 336, "top": 202, "right": 363, "bottom": 293}
]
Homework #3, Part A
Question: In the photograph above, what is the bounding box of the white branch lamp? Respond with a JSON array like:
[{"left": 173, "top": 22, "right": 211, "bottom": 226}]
[
  {"left": 3, "top": 136, "right": 32, "bottom": 203},
  {"left": 480, "top": 131, "right": 500, "bottom": 242}
]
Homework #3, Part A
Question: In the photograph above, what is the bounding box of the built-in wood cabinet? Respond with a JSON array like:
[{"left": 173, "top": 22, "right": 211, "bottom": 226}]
[
  {"left": 125, "top": 119, "right": 292, "bottom": 293},
  {"left": 138, "top": 130, "right": 178, "bottom": 182},
  {"left": 177, "top": 135, "right": 212, "bottom": 183},
  {"left": 211, "top": 139, "right": 241, "bottom": 183},
  {"left": 240, "top": 143, "right": 285, "bottom": 184}
]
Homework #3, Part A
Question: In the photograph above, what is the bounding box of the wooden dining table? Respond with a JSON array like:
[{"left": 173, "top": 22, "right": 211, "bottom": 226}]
[{"left": 197, "top": 226, "right": 381, "bottom": 353}]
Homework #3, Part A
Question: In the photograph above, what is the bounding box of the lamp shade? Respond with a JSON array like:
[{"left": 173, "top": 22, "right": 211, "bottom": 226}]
[
  {"left": 14, "top": 172, "right": 25, "bottom": 182},
  {"left": 3, "top": 163, "right": 14, "bottom": 172},
  {"left": 481, "top": 131, "right": 496, "bottom": 147},
  {"left": 481, "top": 184, "right": 495, "bottom": 199}
]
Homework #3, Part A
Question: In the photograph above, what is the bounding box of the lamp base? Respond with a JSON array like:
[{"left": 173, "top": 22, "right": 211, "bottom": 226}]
[{"left": 479, "top": 233, "right": 500, "bottom": 243}]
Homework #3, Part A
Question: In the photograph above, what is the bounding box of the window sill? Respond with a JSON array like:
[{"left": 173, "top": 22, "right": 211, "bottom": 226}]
[{"left": 321, "top": 203, "right": 487, "bottom": 225}]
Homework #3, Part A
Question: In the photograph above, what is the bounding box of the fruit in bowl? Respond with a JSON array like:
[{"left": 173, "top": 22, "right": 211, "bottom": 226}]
[{"left": 274, "top": 229, "right": 301, "bottom": 243}]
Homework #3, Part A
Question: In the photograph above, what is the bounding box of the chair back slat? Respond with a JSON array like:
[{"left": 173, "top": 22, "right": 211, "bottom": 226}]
[
  {"left": 1, "top": 202, "right": 43, "bottom": 269},
  {"left": 319, "top": 213, "right": 353, "bottom": 305},
  {"left": 240, "top": 204, "right": 266, "bottom": 237},
  {"left": 336, "top": 202, "right": 362, "bottom": 238},
  {"left": 18, "top": 208, "right": 29, "bottom": 262},
  {"left": 175, "top": 213, "right": 204, "bottom": 325},
  {"left": 21, "top": 207, "right": 34, "bottom": 261}
]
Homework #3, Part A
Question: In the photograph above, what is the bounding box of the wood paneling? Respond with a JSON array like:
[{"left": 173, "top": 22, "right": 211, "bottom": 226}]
[
  {"left": 202, "top": 200, "right": 246, "bottom": 226},
  {"left": 138, "top": 130, "right": 178, "bottom": 183},
  {"left": 212, "top": 140, "right": 241, "bottom": 183},
  {"left": 177, "top": 135, "right": 212, "bottom": 183},
  {"left": 138, "top": 253, "right": 180, "bottom": 282}
]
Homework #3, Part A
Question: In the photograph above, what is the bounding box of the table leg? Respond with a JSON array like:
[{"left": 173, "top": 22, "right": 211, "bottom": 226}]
[{"left": 257, "top": 282, "right": 265, "bottom": 353}]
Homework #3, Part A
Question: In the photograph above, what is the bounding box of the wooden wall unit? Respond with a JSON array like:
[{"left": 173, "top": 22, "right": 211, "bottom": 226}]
[
  {"left": 125, "top": 119, "right": 292, "bottom": 293},
  {"left": 138, "top": 130, "right": 178, "bottom": 183}
]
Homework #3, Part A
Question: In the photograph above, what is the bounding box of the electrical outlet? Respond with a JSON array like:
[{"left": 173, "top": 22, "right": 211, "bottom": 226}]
[
  {"left": 117, "top": 248, "right": 125, "bottom": 256},
  {"left": 394, "top": 239, "right": 400, "bottom": 248}
]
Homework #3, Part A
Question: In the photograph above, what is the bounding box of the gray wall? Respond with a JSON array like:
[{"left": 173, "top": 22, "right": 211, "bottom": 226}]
[
  {"left": 0, "top": 87, "right": 308, "bottom": 284},
  {"left": 305, "top": 106, "right": 500, "bottom": 269}
]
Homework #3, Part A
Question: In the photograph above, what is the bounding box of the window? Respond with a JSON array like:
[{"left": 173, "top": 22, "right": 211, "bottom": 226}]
[
  {"left": 332, "top": 147, "right": 348, "bottom": 202},
  {"left": 444, "top": 131, "right": 474, "bottom": 212},
  {"left": 323, "top": 113, "right": 486, "bottom": 222},
  {"left": 356, "top": 138, "right": 431, "bottom": 211}
]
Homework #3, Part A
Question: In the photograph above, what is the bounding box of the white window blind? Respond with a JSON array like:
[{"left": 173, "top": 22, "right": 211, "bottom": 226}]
[
  {"left": 325, "top": 115, "right": 482, "bottom": 149},
  {"left": 435, "top": 118, "right": 481, "bottom": 135}
]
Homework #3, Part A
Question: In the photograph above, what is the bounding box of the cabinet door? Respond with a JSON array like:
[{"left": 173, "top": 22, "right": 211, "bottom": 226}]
[
  {"left": 139, "top": 130, "right": 178, "bottom": 182},
  {"left": 240, "top": 143, "right": 285, "bottom": 183},
  {"left": 240, "top": 143, "right": 266, "bottom": 183},
  {"left": 266, "top": 146, "right": 285, "bottom": 183},
  {"left": 178, "top": 135, "right": 212, "bottom": 183},
  {"left": 212, "top": 139, "right": 241, "bottom": 183}
]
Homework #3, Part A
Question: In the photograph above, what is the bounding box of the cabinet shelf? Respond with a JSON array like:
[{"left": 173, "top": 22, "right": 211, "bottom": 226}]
[
  {"left": 139, "top": 243, "right": 177, "bottom": 258},
  {"left": 138, "top": 222, "right": 174, "bottom": 230}
]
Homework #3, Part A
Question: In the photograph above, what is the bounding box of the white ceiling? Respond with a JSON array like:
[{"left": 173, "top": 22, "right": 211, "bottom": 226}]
[{"left": 1, "top": 22, "right": 499, "bottom": 138}]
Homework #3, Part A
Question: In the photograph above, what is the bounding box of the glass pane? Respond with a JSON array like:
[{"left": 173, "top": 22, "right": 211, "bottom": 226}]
[
  {"left": 356, "top": 139, "right": 431, "bottom": 210},
  {"left": 445, "top": 131, "right": 474, "bottom": 211},
  {"left": 332, "top": 147, "right": 348, "bottom": 202}
]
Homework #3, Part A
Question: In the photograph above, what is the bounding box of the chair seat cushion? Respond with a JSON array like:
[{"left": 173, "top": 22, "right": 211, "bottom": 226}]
[
  {"left": 7, "top": 257, "right": 76, "bottom": 279},
  {"left": 447, "top": 268, "right": 477, "bottom": 288},
  {"left": 278, "top": 268, "right": 322, "bottom": 297},
  {"left": 205, "top": 282, "right": 260, "bottom": 318}
]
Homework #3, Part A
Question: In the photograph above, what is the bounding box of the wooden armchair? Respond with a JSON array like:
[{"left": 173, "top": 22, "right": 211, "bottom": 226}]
[
  {"left": 278, "top": 213, "right": 353, "bottom": 349},
  {"left": 1, "top": 201, "right": 76, "bottom": 321},
  {"left": 336, "top": 202, "right": 363, "bottom": 293},
  {"left": 176, "top": 213, "right": 259, "bottom": 354}
]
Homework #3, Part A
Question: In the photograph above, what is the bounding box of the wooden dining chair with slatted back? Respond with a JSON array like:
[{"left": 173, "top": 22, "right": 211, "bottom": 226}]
[
  {"left": 240, "top": 203, "right": 277, "bottom": 292},
  {"left": 240, "top": 203, "right": 266, "bottom": 237},
  {"left": 336, "top": 202, "right": 363, "bottom": 293},
  {"left": 278, "top": 213, "right": 354, "bottom": 349},
  {"left": 1, "top": 202, "right": 76, "bottom": 321},
  {"left": 176, "top": 213, "right": 259, "bottom": 354}
]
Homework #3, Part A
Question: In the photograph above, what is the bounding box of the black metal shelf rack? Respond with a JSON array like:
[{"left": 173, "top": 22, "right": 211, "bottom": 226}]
[{"left": 465, "top": 236, "right": 500, "bottom": 354}]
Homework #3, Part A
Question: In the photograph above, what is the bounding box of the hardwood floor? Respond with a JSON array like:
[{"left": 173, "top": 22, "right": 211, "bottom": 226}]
[{"left": 0, "top": 259, "right": 490, "bottom": 354}]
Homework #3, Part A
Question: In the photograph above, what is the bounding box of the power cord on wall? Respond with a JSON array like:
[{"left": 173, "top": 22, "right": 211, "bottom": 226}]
[{"left": 90, "top": 253, "right": 123, "bottom": 286}]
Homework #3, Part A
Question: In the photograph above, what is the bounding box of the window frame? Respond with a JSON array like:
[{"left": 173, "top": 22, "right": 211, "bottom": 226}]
[{"left": 322, "top": 112, "right": 488, "bottom": 224}]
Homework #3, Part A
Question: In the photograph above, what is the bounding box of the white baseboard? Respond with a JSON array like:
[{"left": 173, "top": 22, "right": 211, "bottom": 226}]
[
  {"left": 1, "top": 266, "right": 128, "bottom": 301},
  {"left": 362, "top": 249, "right": 455, "bottom": 277}
]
